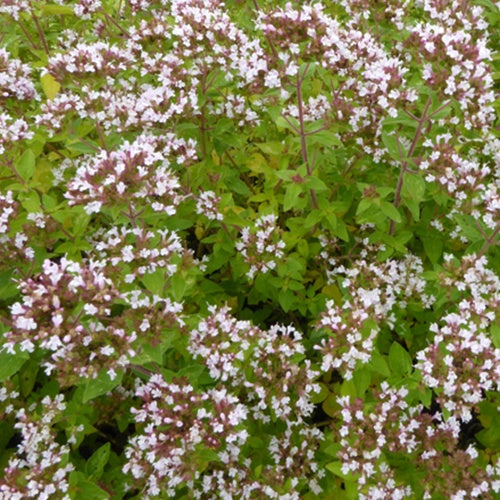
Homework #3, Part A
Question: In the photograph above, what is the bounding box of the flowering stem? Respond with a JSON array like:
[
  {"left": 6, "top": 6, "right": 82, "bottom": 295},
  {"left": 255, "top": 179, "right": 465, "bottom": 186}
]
[
  {"left": 103, "top": 12, "right": 130, "bottom": 38},
  {"left": 79, "top": 138, "right": 100, "bottom": 152},
  {"left": 281, "top": 114, "right": 300, "bottom": 134},
  {"left": 425, "top": 100, "right": 451, "bottom": 121},
  {"left": 199, "top": 72, "right": 209, "bottom": 159},
  {"left": 477, "top": 224, "right": 500, "bottom": 258},
  {"left": 28, "top": 3, "right": 50, "bottom": 57},
  {"left": 35, "top": 188, "right": 75, "bottom": 241},
  {"left": 296, "top": 64, "right": 318, "bottom": 210},
  {"left": 95, "top": 122, "right": 108, "bottom": 151},
  {"left": 120, "top": 206, "right": 143, "bottom": 228},
  {"left": 225, "top": 151, "right": 254, "bottom": 193},
  {"left": 305, "top": 124, "right": 329, "bottom": 136},
  {"left": 45, "top": 142, "right": 66, "bottom": 159},
  {"left": 220, "top": 221, "right": 235, "bottom": 239},
  {"left": 16, "top": 21, "right": 37, "bottom": 50},
  {"left": 251, "top": 0, "right": 278, "bottom": 60},
  {"left": 389, "top": 96, "right": 432, "bottom": 235},
  {"left": 474, "top": 220, "right": 488, "bottom": 240},
  {"left": 8, "top": 160, "right": 27, "bottom": 186},
  {"left": 197, "top": 69, "right": 220, "bottom": 158}
]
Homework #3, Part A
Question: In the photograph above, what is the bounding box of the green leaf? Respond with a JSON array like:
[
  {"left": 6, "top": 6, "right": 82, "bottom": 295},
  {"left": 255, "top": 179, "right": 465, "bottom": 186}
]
[
  {"left": 380, "top": 201, "right": 402, "bottom": 223},
  {"left": 388, "top": 342, "right": 413, "bottom": 375},
  {"left": 353, "top": 368, "right": 372, "bottom": 396},
  {"left": 278, "top": 289, "right": 296, "bottom": 312},
  {"left": 69, "top": 210, "right": 91, "bottom": 237},
  {"left": 299, "top": 61, "right": 317, "bottom": 81},
  {"left": 422, "top": 233, "right": 443, "bottom": 265},
  {"left": 322, "top": 393, "right": 339, "bottom": 418},
  {"left": 86, "top": 443, "right": 111, "bottom": 480},
  {"left": 356, "top": 198, "right": 373, "bottom": 216},
  {"left": 15, "top": 149, "right": 36, "bottom": 182},
  {"left": 369, "top": 352, "right": 390, "bottom": 377},
  {"left": 404, "top": 198, "right": 420, "bottom": 221},
  {"left": 326, "top": 461, "right": 361, "bottom": 498},
  {"left": 66, "top": 141, "right": 99, "bottom": 155},
  {"left": 283, "top": 184, "right": 302, "bottom": 212},
  {"left": 478, "top": 400, "right": 499, "bottom": 426},
  {"left": 402, "top": 173, "right": 425, "bottom": 202},
  {"left": 332, "top": 218, "right": 349, "bottom": 242},
  {"left": 0, "top": 349, "right": 30, "bottom": 382},
  {"left": 276, "top": 170, "right": 294, "bottom": 182},
  {"left": 0, "top": 271, "right": 18, "bottom": 299},
  {"left": 141, "top": 342, "right": 168, "bottom": 365},
  {"left": 417, "top": 387, "right": 432, "bottom": 408},
  {"left": 326, "top": 461, "right": 350, "bottom": 478},
  {"left": 54, "top": 240, "right": 92, "bottom": 256},
  {"left": 223, "top": 174, "right": 251, "bottom": 195},
  {"left": 20, "top": 190, "right": 41, "bottom": 212},
  {"left": 255, "top": 141, "right": 283, "bottom": 155},
  {"left": 453, "top": 214, "right": 483, "bottom": 242},
  {"left": 491, "top": 324, "right": 500, "bottom": 349},
  {"left": 170, "top": 273, "right": 188, "bottom": 300},
  {"left": 304, "top": 209, "right": 323, "bottom": 228},
  {"left": 274, "top": 115, "right": 298, "bottom": 132},
  {"left": 141, "top": 270, "right": 165, "bottom": 295},
  {"left": 19, "top": 359, "right": 39, "bottom": 398},
  {"left": 381, "top": 131, "right": 402, "bottom": 160},
  {"left": 296, "top": 239, "right": 309, "bottom": 258},
  {"left": 476, "top": 424, "right": 500, "bottom": 449},
  {"left": 309, "top": 382, "right": 329, "bottom": 404},
  {"left": 306, "top": 176, "right": 329, "bottom": 192},
  {"left": 73, "top": 477, "right": 109, "bottom": 500},
  {"left": 309, "top": 129, "right": 342, "bottom": 148},
  {"left": 401, "top": 174, "right": 425, "bottom": 221},
  {"left": 382, "top": 113, "right": 418, "bottom": 129},
  {"left": 82, "top": 369, "right": 123, "bottom": 403},
  {"left": 340, "top": 379, "right": 357, "bottom": 398},
  {"left": 177, "top": 364, "right": 206, "bottom": 385},
  {"left": 323, "top": 213, "right": 349, "bottom": 241},
  {"left": 42, "top": 193, "right": 58, "bottom": 210}
]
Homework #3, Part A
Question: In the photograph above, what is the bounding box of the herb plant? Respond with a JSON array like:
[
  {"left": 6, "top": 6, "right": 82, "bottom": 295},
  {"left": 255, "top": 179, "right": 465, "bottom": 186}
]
[{"left": 0, "top": 0, "right": 498, "bottom": 498}]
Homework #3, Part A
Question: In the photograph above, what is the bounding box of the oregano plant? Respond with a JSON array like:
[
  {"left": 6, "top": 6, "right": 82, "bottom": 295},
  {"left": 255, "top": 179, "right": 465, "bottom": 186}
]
[{"left": 0, "top": 0, "right": 498, "bottom": 498}]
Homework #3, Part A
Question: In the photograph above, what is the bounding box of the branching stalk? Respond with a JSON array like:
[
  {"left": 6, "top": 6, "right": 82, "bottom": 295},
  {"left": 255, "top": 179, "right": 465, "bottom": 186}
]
[
  {"left": 296, "top": 64, "right": 318, "bottom": 210},
  {"left": 389, "top": 96, "right": 432, "bottom": 235}
]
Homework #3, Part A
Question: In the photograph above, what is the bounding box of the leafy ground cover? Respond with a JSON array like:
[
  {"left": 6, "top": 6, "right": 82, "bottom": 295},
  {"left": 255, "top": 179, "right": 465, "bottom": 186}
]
[{"left": 0, "top": 0, "right": 499, "bottom": 498}]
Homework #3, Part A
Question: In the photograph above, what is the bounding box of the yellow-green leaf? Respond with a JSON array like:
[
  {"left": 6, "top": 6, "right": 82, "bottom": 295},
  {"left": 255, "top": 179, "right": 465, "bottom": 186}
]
[
  {"left": 41, "top": 73, "right": 61, "bottom": 100},
  {"left": 15, "top": 149, "right": 36, "bottom": 182},
  {"left": 39, "top": 4, "right": 75, "bottom": 15}
]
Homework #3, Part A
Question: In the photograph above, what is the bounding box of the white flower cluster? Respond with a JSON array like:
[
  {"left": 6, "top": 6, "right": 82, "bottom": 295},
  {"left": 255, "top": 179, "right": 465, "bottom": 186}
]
[
  {"left": 123, "top": 375, "right": 248, "bottom": 498},
  {"left": 90, "top": 225, "right": 186, "bottom": 283},
  {"left": 195, "top": 190, "right": 223, "bottom": 221},
  {"left": 235, "top": 214, "right": 286, "bottom": 280},
  {"left": 416, "top": 254, "right": 500, "bottom": 422},
  {"left": 319, "top": 244, "right": 432, "bottom": 379},
  {"left": 0, "top": 395, "right": 74, "bottom": 499},
  {"left": 65, "top": 133, "right": 193, "bottom": 215}
]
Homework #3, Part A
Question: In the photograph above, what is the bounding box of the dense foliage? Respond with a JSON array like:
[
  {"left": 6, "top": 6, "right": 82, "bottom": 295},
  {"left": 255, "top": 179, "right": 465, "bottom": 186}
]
[{"left": 0, "top": 0, "right": 499, "bottom": 498}]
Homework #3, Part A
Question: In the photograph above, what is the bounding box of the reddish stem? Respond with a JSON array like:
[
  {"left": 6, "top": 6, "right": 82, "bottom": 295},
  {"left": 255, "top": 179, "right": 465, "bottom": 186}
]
[
  {"left": 296, "top": 65, "right": 318, "bottom": 209},
  {"left": 389, "top": 96, "right": 432, "bottom": 235}
]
